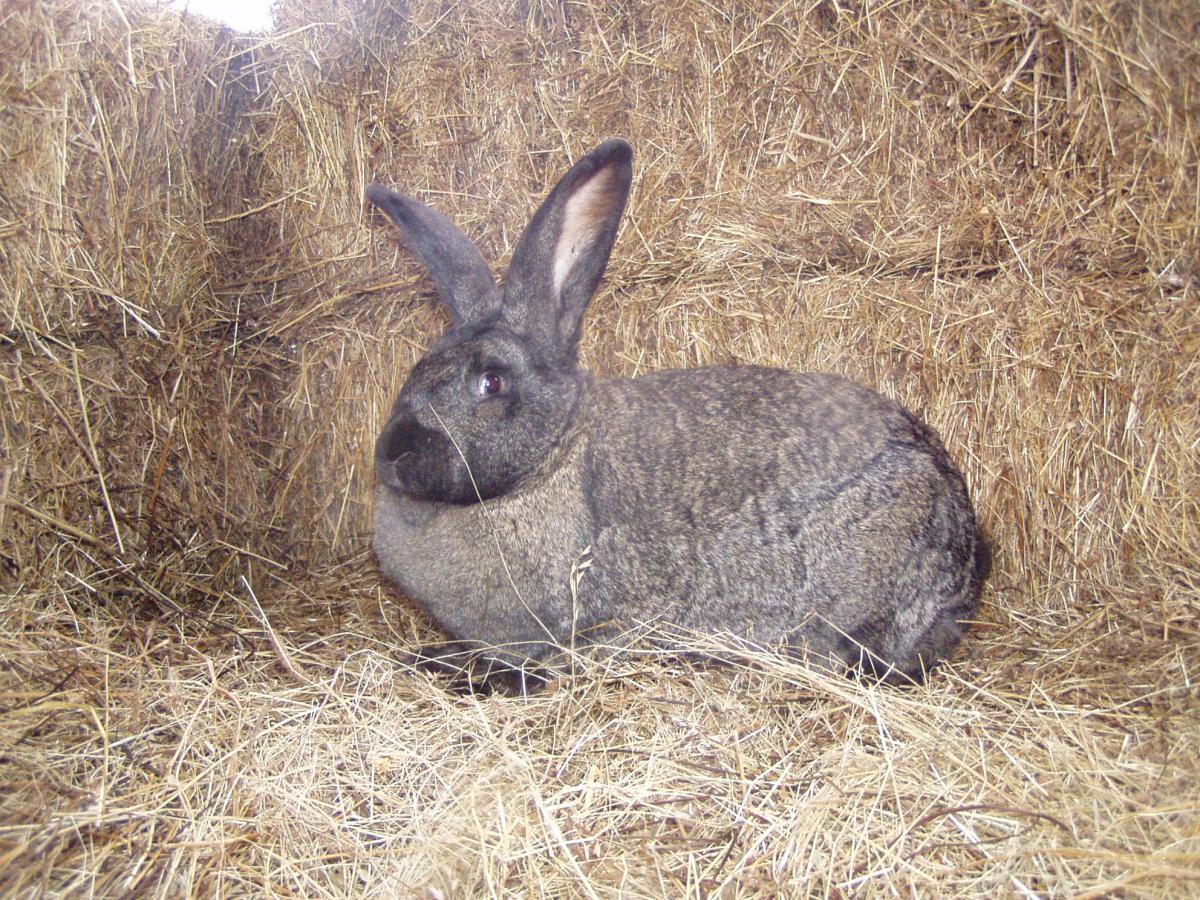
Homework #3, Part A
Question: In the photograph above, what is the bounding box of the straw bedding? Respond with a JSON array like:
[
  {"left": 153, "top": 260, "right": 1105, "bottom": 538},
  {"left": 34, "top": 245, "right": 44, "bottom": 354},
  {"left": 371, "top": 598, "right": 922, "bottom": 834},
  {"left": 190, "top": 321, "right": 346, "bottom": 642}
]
[{"left": 1, "top": 0, "right": 1197, "bottom": 894}]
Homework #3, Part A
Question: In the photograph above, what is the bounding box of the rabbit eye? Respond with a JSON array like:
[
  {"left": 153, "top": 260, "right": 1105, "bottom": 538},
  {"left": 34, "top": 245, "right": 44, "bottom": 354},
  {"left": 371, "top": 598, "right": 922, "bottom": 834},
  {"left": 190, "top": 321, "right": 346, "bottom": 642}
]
[{"left": 477, "top": 371, "right": 504, "bottom": 397}]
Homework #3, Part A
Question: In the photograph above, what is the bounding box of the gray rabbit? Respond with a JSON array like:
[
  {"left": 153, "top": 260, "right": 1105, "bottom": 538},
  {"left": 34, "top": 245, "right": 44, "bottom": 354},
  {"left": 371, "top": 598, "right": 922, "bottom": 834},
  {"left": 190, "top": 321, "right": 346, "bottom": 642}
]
[{"left": 367, "top": 139, "right": 989, "bottom": 692}]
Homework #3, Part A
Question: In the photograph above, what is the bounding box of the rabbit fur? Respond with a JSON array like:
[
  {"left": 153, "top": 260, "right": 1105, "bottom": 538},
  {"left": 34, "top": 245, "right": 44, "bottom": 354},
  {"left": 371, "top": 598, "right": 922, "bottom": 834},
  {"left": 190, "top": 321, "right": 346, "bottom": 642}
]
[{"left": 367, "top": 139, "right": 989, "bottom": 691}]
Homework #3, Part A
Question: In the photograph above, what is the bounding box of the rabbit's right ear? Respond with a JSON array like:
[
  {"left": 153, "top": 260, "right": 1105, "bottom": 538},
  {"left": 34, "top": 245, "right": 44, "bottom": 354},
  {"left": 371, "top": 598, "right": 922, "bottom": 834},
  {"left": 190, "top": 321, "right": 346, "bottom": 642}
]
[{"left": 366, "top": 185, "right": 500, "bottom": 326}]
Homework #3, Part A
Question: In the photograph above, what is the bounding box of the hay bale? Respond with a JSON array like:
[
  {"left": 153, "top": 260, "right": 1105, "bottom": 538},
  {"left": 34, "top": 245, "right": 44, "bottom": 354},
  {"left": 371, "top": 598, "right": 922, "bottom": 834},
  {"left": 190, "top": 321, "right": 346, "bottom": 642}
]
[
  {"left": 1, "top": 0, "right": 1197, "bottom": 895},
  {"left": 0, "top": 0, "right": 290, "bottom": 597}
]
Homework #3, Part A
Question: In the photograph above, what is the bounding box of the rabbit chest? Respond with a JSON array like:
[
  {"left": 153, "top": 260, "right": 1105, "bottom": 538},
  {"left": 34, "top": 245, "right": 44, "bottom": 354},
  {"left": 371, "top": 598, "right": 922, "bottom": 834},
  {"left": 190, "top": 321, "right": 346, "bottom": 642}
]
[{"left": 373, "top": 432, "right": 596, "bottom": 649}]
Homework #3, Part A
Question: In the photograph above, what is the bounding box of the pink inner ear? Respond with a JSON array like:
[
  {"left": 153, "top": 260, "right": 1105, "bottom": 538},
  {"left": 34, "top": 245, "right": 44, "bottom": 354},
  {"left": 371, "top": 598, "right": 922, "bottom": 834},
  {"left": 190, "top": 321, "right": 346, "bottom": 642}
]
[{"left": 552, "top": 166, "right": 616, "bottom": 295}]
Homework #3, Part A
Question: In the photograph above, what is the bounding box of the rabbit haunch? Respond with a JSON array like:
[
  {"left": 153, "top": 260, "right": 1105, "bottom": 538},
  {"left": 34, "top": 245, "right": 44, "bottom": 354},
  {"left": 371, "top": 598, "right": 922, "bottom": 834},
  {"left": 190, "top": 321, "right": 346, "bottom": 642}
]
[{"left": 367, "top": 139, "right": 988, "bottom": 690}]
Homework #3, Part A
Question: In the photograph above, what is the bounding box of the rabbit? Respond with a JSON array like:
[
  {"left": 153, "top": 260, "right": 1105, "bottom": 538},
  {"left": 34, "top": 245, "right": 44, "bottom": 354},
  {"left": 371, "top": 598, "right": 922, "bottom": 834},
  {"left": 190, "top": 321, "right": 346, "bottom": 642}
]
[{"left": 366, "top": 138, "right": 989, "bottom": 693}]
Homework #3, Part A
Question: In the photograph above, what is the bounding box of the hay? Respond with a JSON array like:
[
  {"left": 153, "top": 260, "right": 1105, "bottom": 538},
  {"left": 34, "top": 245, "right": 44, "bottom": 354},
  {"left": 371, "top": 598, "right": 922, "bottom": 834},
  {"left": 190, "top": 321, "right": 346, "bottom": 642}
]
[{"left": 1, "top": 0, "right": 1197, "bottom": 895}]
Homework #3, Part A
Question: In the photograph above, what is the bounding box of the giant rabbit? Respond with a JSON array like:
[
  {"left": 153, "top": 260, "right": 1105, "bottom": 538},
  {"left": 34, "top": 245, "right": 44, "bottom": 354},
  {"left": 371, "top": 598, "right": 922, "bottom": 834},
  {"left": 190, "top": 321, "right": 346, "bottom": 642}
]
[{"left": 367, "top": 139, "right": 988, "bottom": 692}]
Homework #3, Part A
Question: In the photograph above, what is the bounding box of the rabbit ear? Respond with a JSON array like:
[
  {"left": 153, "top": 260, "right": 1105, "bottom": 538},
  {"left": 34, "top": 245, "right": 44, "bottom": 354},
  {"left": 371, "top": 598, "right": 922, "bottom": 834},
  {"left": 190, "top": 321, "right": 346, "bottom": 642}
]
[
  {"left": 367, "top": 185, "right": 500, "bottom": 325},
  {"left": 502, "top": 139, "right": 632, "bottom": 358}
]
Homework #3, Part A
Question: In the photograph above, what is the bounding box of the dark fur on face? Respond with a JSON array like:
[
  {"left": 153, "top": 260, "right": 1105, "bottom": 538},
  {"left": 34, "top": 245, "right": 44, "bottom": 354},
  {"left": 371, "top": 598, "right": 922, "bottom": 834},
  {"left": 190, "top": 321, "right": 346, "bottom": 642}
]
[{"left": 376, "top": 326, "right": 582, "bottom": 504}]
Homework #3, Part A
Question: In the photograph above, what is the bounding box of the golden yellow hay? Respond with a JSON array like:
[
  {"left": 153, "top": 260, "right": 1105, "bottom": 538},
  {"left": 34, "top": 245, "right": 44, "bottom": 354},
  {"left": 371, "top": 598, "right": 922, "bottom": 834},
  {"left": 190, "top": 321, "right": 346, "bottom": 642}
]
[{"left": 1, "top": 0, "right": 1197, "bottom": 895}]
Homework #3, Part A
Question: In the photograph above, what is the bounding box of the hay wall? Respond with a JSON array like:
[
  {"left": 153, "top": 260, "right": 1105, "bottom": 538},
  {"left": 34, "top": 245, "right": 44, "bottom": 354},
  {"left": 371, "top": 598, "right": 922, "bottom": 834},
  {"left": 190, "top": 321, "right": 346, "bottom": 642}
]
[
  {"left": 257, "top": 0, "right": 1199, "bottom": 581},
  {"left": 1, "top": 0, "right": 1197, "bottom": 895},
  {"left": 0, "top": 0, "right": 288, "bottom": 602}
]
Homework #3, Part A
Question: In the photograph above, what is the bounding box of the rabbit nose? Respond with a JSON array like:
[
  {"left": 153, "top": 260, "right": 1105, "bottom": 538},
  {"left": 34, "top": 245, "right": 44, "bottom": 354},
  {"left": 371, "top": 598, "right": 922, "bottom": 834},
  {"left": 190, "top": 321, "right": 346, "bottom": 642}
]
[
  {"left": 376, "top": 415, "right": 419, "bottom": 488},
  {"left": 376, "top": 415, "right": 411, "bottom": 465}
]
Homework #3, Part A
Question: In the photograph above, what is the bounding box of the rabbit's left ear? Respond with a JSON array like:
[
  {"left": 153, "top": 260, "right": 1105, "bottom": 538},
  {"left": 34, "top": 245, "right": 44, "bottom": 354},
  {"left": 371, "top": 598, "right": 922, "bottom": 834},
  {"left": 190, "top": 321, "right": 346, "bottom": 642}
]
[
  {"left": 366, "top": 185, "right": 501, "bottom": 326},
  {"left": 502, "top": 139, "right": 633, "bottom": 359}
]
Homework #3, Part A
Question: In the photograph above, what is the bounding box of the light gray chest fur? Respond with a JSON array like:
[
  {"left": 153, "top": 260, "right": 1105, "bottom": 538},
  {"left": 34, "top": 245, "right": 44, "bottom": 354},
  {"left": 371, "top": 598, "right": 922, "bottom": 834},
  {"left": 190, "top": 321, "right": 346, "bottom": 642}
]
[{"left": 373, "top": 428, "right": 595, "bottom": 660}]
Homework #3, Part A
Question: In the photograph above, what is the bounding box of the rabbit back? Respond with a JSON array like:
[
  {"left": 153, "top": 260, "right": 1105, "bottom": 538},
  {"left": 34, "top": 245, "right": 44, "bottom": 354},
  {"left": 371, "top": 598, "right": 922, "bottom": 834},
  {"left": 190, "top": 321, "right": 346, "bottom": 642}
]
[{"left": 582, "top": 366, "right": 983, "bottom": 677}]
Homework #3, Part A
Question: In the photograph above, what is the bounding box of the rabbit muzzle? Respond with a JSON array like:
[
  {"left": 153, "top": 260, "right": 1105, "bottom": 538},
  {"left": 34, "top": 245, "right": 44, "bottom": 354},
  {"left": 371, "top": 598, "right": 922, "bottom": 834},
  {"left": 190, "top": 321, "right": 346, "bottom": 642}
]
[{"left": 376, "top": 413, "right": 454, "bottom": 497}]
